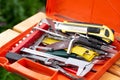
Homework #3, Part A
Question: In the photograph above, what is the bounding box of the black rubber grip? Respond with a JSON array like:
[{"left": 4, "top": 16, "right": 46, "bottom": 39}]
[
  {"left": 6, "top": 52, "right": 23, "bottom": 61},
  {"left": 76, "top": 36, "right": 101, "bottom": 50},
  {"left": 87, "top": 27, "right": 100, "bottom": 33}
]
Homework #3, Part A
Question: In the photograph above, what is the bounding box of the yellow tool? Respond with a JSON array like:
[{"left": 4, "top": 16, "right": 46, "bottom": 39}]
[
  {"left": 54, "top": 21, "right": 114, "bottom": 43},
  {"left": 42, "top": 37, "right": 98, "bottom": 61}
]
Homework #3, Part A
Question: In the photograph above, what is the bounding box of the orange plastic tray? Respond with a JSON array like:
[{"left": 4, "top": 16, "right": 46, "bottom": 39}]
[{"left": 0, "top": 23, "right": 120, "bottom": 80}]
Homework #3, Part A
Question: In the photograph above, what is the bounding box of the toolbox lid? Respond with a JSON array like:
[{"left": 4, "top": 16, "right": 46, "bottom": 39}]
[{"left": 46, "top": 0, "right": 120, "bottom": 32}]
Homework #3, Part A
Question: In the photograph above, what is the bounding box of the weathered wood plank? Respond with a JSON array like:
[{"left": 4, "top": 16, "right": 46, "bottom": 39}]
[
  {"left": 13, "top": 12, "right": 46, "bottom": 33},
  {"left": 108, "top": 64, "right": 120, "bottom": 77},
  {"left": 115, "top": 59, "right": 120, "bottom": 66},
  {"left": 0, "top": 29, "right": 20, "bottom": 47},
  {"left": 99, "top": 72, "right": 120, "bottom": 80}
]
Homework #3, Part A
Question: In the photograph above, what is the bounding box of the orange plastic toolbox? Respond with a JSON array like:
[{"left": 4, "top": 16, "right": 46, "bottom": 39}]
[{"left": 1, "top": 0, "right": 120, "bottom": 80}]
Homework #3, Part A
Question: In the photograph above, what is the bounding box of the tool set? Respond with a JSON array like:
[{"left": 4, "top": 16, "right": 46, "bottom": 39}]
[
  {"left": 1, "top": 0, "right": 120, "bottom": 80},
  {"left": 2, "top": 18, "right": 119, "bottom": 80}
]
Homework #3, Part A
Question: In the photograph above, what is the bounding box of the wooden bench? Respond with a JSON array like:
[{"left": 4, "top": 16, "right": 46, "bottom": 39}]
[{"left": 0, "top": 12, "right": 120, "bottom": 80}]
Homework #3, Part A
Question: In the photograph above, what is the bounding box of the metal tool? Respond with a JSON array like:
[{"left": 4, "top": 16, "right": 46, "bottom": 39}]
[
  {"left": 30, "top": 34, "right": 46, "bottom": 50},
  {"left": 46, "top": 39, "right": 71, "bottom": 50},
  {"left": 42, "top": 37, "right": 97, "bottom": 61},
  {"left": 78, "top": 34, "right": 106, "bottom": 45},
  {"left": 34, "top": 46, "right": 53, "bottom": 51},
  {"left": 67, "top": 38, "right": 76, "bottom": 54},
  {"left": 6, "top": 52, "right": 84, "bottom": 80},
  {"left": 76, "top": 36, "right": 117, "bottom": 54},
  {"left": 36, "top": 19, "right": 116, "bottom": 53},
  {"left": 50, "top": 62, "right": 84, "bottom": 80},
  {"left": 65, "top": 58, "right": 94, "bottom": 77},
  {"left": 21, "top": 48, "right": 67, "bottom": 62},
  {"left": 78, "top": 44, "right": 108, "bottom": 55},
  {"left": 44, "top": 34, "right": 117, "bottom": 54},
  {"left": 45, "top": 18, "right": 56, "bottom": 32},
  {"left": 58, "top": 35, "right": 117, "bottom": 54},
  {"left": 34, "top": 18, "right": 116, "bottom": 54},
  {"left": 54, "top": 20, "right": 114, "bottom": 43},
  {"left": 34, "top": 27, "right": 67, "bottom": 39},
  {"left": 21, "top": 48, "right": 95, "bottom": 77}
]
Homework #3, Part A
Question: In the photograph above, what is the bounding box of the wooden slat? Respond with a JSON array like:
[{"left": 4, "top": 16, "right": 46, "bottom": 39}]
[
  {"left": 0, "top": 29, "right": 20, "bottom": 47},
  {"left": 115, "top": 59, "right": 120, "bottom": 66},
  {"left": 100, "top": 59, "right": 120, "bottom": 80},
  {"left": 108, "top": 64, "right": 120, "bottom": 77},
  {"left": 99, "top": 72, "right": 120, "bottom": 80},
  {"left": 13, "top": 12, "right": 46, "bottom": 33}
]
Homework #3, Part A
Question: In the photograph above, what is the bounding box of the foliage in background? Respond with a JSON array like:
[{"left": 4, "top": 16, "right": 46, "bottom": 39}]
[
  {"left": 0, "top": 0, "right": 45, "bottom": 32},
  {"left": 0, "top": 0, "right": 45, "bottom": 80},
  {"left": 0, "top": 67, "right": 27, "bottom": 80}
]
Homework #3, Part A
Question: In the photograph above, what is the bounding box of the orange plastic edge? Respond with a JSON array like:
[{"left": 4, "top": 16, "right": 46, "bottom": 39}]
[
  {"left": 0, "top": 23, "right": 37, "bottom": 57},
  {"left": 0, "top": 57, "right": 8, "bottom": 67},
  {"left": 7, "top": 58, "right": 58, "bottom": 80}
]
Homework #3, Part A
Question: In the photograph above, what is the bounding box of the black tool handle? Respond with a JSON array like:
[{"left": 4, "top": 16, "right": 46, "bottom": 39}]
[
  {"left": 6, "top": 52, "right": 23, "bottom": 62},
  {"left": 76, "top": 36, "right": 101, "bottom": 50},
  {"left": 88, "top": 36, "right": 106, "bottom": 45}
]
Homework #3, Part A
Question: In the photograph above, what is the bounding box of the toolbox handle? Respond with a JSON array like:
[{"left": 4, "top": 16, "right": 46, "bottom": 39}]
[
  {"left": 7, "top": 58, "right": 58, "bottom": 80},
  {"left": 0, "top": 57, "right": 8, "bottom": 67}
]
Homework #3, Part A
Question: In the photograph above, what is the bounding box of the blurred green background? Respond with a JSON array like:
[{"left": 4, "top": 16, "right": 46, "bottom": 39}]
[
  {"left": 0, "top": 0, "right": 45, "bottom": 32},
  {"left": 0, "top": 0, "right": 45, "bottom": 80}
]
